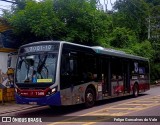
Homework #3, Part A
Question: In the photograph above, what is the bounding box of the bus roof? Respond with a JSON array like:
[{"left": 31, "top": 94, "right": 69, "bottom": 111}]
[
  {"left": 20, "top": 40, "right": 148, "bottom": 62},
  {"left": 91, "top": 46, "right": 148, "bottom": 61},
  {"left": 20, "top": 41, "right": 61, "bottom": 47}
]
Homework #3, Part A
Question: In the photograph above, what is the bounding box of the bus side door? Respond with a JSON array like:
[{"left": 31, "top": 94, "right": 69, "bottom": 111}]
[{"left": 60, "top": 49, "right": 73, "bottom": 105}]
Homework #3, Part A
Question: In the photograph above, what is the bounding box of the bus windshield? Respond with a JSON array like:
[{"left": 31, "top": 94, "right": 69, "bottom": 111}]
[{"left": 16, "top": 53, "right": 57, "bottom": 84}]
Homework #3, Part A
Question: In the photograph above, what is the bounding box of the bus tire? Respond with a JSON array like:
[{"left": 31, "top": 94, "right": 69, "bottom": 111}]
[
  {"left": 49, "top": 105, "right": 55, "bottom": 109},
  {"left": 85, "top": 87, "right": 95, "bottom": 108},
  {"left": 133, "top": 84, "right": 139, "bottom": 97}
]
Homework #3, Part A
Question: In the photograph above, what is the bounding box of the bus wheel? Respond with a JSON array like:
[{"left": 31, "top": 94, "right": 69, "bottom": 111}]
[
  {"left": 85, "top": 88, "right": 95, "bottom": 108},
  {"left": 49, "top": 105, "right": 61, "bottom": 110},
  {"left": 49, "top": 105, "right": 56, "bottom": 109},
  {"left": 133, "top": 84, "right": 139, "bottom": 97}
]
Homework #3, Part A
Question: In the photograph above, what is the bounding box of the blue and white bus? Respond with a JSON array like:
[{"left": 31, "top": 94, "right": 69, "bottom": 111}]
[{"left": 15, "top": 41, "right": 150, "bottom": 107}]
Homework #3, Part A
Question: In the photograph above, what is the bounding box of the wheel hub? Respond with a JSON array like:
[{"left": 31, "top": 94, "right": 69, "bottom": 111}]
[{"left": 87, "top": 93, "right": 93, "bottom": 102}]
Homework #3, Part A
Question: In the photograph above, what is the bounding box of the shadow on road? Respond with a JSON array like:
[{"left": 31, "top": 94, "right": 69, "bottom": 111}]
[
  {"left": 95, "top": 94, "right": 148, "bottom": 106},
  {"left": 16, "top": 94, "right": 148, "bottom": 117}
]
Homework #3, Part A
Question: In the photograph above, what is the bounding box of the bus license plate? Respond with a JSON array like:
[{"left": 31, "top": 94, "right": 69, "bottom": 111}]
[{"left": 29, "top": 102, "right": 37, "bottom": 105}]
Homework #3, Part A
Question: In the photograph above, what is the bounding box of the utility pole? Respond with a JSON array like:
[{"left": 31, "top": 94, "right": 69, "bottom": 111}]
[
  {"left": 147, "top": 16, "right": 160, "bottom": 40},
  {"left": 148, "top": 16, "right": 151, "bottom": 39}
]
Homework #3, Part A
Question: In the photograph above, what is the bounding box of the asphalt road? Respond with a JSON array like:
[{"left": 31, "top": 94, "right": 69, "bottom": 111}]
[{"left": 1, "top": 86, "right": 160, "bottom": 125}]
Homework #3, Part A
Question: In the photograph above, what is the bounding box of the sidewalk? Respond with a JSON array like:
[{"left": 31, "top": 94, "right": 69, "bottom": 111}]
[
  {"left": 0, "top": 101, "right": 40, "bottom": 115},
  {"left": 150, "top": 83, "right": 160, "bottom": 87}
]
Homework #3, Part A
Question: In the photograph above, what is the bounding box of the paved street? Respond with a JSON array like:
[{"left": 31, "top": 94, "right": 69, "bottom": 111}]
[{"left": 0, "top": 86, "right": 160, "bottom": 125}]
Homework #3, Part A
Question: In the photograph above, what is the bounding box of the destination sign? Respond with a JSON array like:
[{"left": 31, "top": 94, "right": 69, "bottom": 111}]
[{"left": 20, "top": 44, "right": 59, "bottom": 53}]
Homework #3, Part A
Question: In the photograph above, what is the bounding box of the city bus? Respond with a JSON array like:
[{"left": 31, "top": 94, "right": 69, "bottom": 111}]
[{"left": 15, "top": 41, "right": 150, "bottom": 107}]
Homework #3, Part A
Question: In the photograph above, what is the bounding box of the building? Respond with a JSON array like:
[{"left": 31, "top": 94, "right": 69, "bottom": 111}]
[{"left": 0, "top": 18, "right": 17, "bottom": 87}]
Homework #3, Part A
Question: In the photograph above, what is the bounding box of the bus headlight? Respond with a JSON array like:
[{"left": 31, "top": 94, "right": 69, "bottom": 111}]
[
  {"left": 51, "top": 88, "right": 56, "bottom": 93},
  {"left": 46, "top": 87, "right": 57, "bottom": 96}
]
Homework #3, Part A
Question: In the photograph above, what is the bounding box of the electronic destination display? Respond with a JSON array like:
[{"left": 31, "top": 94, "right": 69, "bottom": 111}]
[{"left": 20, "top": 43, "right": 59, "bottom": 53}]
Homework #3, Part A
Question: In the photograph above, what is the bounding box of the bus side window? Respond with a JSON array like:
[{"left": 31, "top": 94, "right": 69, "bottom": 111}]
[
  {"left": 61, "top": 54, "right": 70, "bottom": 75},
  {"left": 139, "top": 61, "right": 149, "bottom": 79},
  {"left": 69, "top": 58, "right": 77, "bottom": 75},
  {"left": 85, "top": 54, "right": 97, "bottom": 82},
  {"left": 112, "top": 74, "right": 116, "bottom": 80},
  {"left": 111, "top": 58, "right": 123, "bottom": 81},
  {"left": 61, "top": 51, "right": 79, "bottom": 88},
  {"left": 60, "top": 51, "right": 71, "bottom": 89}
]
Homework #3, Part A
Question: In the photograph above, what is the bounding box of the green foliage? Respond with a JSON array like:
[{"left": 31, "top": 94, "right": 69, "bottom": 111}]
[
  {"left": 131, "top": 40, "right": 154, "bottom": 59},
  {"left": 145, "top": 0, "right": 160, "bottom": 6},
  {"left": 8, "top": 0, "right": 64, "bottom": 42},
  {"left": 2, "top": 0, "right": 160, "bottom": 81},
  {"left": 109, "top": 27, "right": 137, "bottom": 48},
  {"left": 13, "top": 0, "right": 28, "bottom": 11},
  {"left": 150, "top": 63, "right": 160, "bottom": 82},
  {"left": 53, "top": 0, "right": 110, "bottom": 45},
  {"left": 113, "top": 0, "right": 150, "bottom": 40},
  {"left": 6, "top": 0, "right": 111, "bottom": 45},
  {"left": 24, "top": 0, "right": 64, "bottom": 38}
]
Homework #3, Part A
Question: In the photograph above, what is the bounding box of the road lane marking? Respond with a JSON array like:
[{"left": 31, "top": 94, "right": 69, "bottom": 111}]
[
  {"left": 49, "top": 122, "right": 84, "bottom": 124},
  {"left": 47, "top": 104, "right": 119, "bottom": 125},
  {"left": 151, "top": 97, "right": 160, "bottom": 99},
  {"left": 48, "top": 100, "right": 160, "bottom": 125},
  {"left": 48, "top": 103, "right": 160, "bottom": 125},
  {"left": 90, "top": 112, "right": 129, "bottom": 116},
  {"left": 48, "top": 95, "right": 160, "bottom": 125},
  {"left": 118, "top": 103, "right": 154, "bottom": 105},
  {"left": 101, "top": 107, "right": 145, "bottom": 110},
  {"left": 135, "top": 100, "right": 159, "bottom": 102},
  {"left": 82, "top": 104, "right": 160, "bottom": 125}
]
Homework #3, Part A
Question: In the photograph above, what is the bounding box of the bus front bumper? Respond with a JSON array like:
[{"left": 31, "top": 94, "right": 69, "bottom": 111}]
[{"left": 15, "top": 92, "right": 61, "bottom": 106}]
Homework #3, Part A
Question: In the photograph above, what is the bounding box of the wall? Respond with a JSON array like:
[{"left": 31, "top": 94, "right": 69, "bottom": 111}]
[{"left": 0, "top": 52, "right": 17, "bottom": 87}]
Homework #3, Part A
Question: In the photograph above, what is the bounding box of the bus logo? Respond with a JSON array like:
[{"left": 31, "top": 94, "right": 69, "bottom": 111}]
[{"left": 2, "top": 117, "right": 11, "bottom": 122}]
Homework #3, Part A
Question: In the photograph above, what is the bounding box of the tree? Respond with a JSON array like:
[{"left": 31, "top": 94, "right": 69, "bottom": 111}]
[
  {"left": 2, "top": 0, "right": 159, "bottom": 81},
  {"left": 5, "top": 0, "right": 111, "bottom": 45},
  {"left": 53, "top": 0, "right": 110, "bottom": 45},
  {"left": 109, "top": 27, "right": 137, "bottom": 48},
  {"left": 113, "top": 0, "right": 150, "bottom": 41},
  {"left": 8, "top": 0, "right": 64, "bottom": 44}
]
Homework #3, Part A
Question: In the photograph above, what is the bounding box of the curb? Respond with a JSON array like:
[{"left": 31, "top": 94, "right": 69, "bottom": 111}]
[
  {"left": 150, "top": 83, "right": 160, "bottom": 88},
  {"left": 0, "top": 103, "right": 41, "bottom": 115}
]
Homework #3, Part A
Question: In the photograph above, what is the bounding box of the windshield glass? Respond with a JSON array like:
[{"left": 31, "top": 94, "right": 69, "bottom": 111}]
[{"left": 16, "top": 53, "right": 57, "bottom": 83}]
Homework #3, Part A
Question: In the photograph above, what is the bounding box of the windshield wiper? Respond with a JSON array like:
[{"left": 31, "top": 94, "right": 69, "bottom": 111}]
[{"left": 37, "top": 54, "right": 48, "bottom": 78}]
